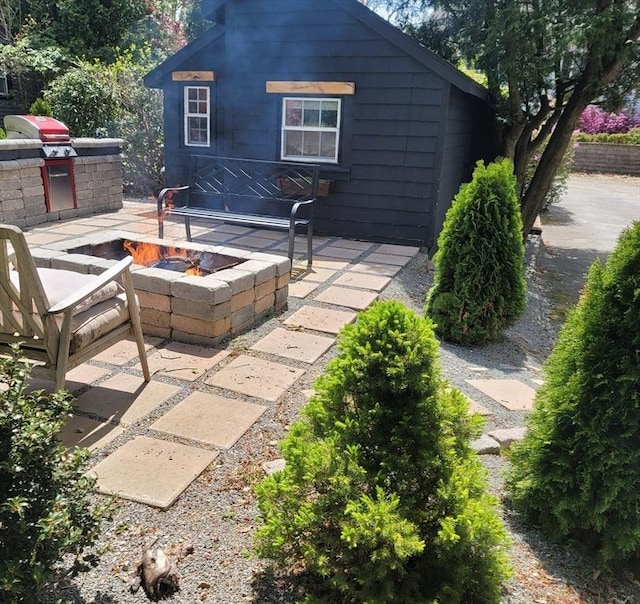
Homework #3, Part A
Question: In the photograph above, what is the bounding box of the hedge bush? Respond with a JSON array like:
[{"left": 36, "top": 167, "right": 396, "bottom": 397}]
[
  {"left": 254, "top": 300, "right": 511, "bottom": 603},
  {"left": 506, "top": 221, "right": 640, "bottom": 566},
  {"left": 0, "top": 345, "right": 109, "bottom": 600},
  {"left": 425, "top": 158, "right": 526, "bottom": 345},
  {"left": 574, "top": 127, "right": 640, "bottom": 145}
]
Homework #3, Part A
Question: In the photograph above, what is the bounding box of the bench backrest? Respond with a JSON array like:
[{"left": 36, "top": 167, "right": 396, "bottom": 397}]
[{"left": 185, "top": 155, "right": 321, "bottom": 217}]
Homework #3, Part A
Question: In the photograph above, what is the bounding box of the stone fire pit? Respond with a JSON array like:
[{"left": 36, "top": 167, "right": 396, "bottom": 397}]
[{"left": 32, "top": 231, "right": 290, "bottom": 345}]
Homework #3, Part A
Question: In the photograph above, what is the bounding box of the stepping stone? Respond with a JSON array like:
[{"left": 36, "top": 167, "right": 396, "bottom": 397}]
[
  {"left": 288, "top": 280, "right": 320, "bottom": 298},
  {"left": 207, "top": 355, "right": 305, "bottom": 402},
  {"left": 92, "top": 335, "right": 162, "bottom": 366},
  {"left": 488, "top": 427, "right": 527, "bottom": 451},
  {"left": 151, "top": 392, "right": 266, "bottom": 449},
  {"left": 471, "top": 435, "right": 501, "bottom": 455},
  {"left": 466, "top": 396, "right": 493, "bottom": 416},
  {"left": 314, "top": 286, "right": 378, "bottom": 310},
  {"left": 466, "top": 379, "right": 537, "bottom": 411},
  {"left": 142, "top": 342, "right": 231, "bottom": 381},
  {"left": 315, "top": 246, "right": 364, "bottom": 260},
  {"left": 361, "top": 252, "right": 412, "bottom": 266},
  {"left": 334, "top": 272, "right": 391, "bottom": 291},
  {"left": 375, "top": 244, "right": 420, "bottom": 257},
  {"left": 91, "top": 436, "right": 218, "bottom": 510},
  {"left": 347, "top": 262, "right": 402, "bottom": 277},
  {"left": 29, "top": 365, "right": 111, "bottom": 394},
  {"left": 285, "top": 306, "right": 356, "bottom": 335},
  {"left": 262, "top": 459, "right": 286, "bottom": 475},
  {"left": 58, "top": 415, "right": 125, "bottom": 451},
  {"left": 73, "top": 375, "right": 181, "bottom": 426},
  {"left": 291, "top": 266, "right": 337, "bottom": 283},
  {"left": 331, "top": 240, "right": 374, "bottom": 251},
  {"left": 251, "top": 328, "right": 334, "bottom": 363}
]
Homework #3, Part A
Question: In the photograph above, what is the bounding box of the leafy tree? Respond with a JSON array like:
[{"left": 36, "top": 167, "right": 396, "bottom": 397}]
[
  {"left": 506, "top": 221, "right": 640, "bottom": 566},
  {"left": 425, "top": 158, "right": 526, "bottom": 345},
  {"left": 372, "top": 0, "right": 640, "bottom": 235},
  {"left": 0, "top": 344, "right": 110, "bottom": 600},
  {"left": 44, "top": 61, "right": 119, "bottom": 136},
  {"left": 255, "top": 300, "right": 511, "bottom": 603}
]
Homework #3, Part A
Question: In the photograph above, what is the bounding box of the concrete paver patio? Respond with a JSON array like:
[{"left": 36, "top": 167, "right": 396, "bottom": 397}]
[{"left": 10, "top": 200, "right": 540, "bottom": 509}]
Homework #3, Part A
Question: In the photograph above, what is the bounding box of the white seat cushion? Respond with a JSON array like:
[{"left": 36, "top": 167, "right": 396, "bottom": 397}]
[{"left": 11, "top": 268, "right": 123, "bottom": 315}]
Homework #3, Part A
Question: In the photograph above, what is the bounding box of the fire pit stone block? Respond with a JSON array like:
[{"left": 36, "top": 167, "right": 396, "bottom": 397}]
[{"left": 171, "top": 277, "right": 232, "bottom": 304}]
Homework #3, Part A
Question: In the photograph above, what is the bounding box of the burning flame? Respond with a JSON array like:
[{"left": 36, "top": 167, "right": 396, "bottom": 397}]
[{"left": 123, "top": 240, "right": 205, "bottom": 276}]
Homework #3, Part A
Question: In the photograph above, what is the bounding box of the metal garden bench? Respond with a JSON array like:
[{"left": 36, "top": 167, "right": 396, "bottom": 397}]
[{"left": 157, "top": 155, "right": 321, "bottom": 269}]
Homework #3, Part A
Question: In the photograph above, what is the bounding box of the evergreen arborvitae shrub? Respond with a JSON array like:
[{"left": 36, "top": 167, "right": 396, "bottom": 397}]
[
  {"left": 0, "top": 345, "right": 109, "bottom": 600},
  {"left": 425, "top": 158, "right": 527, "bottom": 345},
  {"left": 254, "top": 300, "right": 511, "bottom": 603},
  {"left": 506, "top": 221, "right": 640, "bottom": 566}
]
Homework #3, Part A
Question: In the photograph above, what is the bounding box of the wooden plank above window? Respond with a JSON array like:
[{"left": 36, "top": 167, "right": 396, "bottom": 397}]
[
  {"left": 266, "top": 81, "right": 355, "bottom": 95},
  {"left": 172, "top": 71, "right": 215, "bottom": 82}
]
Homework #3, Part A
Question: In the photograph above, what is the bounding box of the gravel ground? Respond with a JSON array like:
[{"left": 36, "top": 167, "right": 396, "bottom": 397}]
[{"left": 41, "top": 233, "right": 640, "bottom": 604}]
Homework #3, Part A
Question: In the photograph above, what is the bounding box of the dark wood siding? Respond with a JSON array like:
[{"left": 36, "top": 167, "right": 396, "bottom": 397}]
[{"left": 432, "top": 88, "right": 478, "bottom": 250}]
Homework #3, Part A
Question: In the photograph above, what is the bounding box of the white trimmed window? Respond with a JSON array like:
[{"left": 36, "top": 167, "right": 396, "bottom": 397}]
[
  {"left": 281, "top": 97, "right": 341, "bottom": 163},
  {"left": 184, "top": 86, "right": 210, "bottom": 147},
  {"left": 0, "top": 74, "right": 8, "bottom": 97}
]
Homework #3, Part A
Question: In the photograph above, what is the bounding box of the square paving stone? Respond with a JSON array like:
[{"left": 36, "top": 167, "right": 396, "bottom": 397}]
[
  {"left": 288, "top": 280, "right": 321, "bottom": 298},
  {"left": 251, "top": 327, "right": 335, "bottom": 363},
  {"left": 361, "top": 252, "right": 412, "bottom": 266},
  {"left": 92, "top": 336, "right": 163, "bottom": 366},
  {"left": 207, "top": 355, "right": 305, "bottom": 402},
  {"left": 375, "top": 244, "right": 420, "bottom": 257},
  {"left": 347, "top": 262, "right": 402, "bottom": 277},
  {"left": 150, "top": 392, "right": 266, "bottom": 449},
  {"left": 315, "top": 246, "right": 364, "bottom": 260},
  {"left": 284, "top": 306, "right": 356, "bottom": 334},
  {"left": 334, "top": 272, "right": 391, "bottom": 291},
  {"left": 29, "top": 365, "right": 111, "bottom": 394},
  {"left": 308, "top": 257, "right": 350, "bottom": 271},
  {"left": 73, "top": 375, "right": 181, "bottom": 426},
  {"left": 58, "top": 415, "right": 125, "bottom": 451},
  {"left": 91, "top": 436, "right": 218, "bottom": 510},
  {"left": 314, "top": 286, "right": 378, "bottom": 310},
  {"left": 466, "top": 379, "right": 537, "bottom": 411},
  {"left": 291, "top": 266, "right": 337, "bottom": 283},
  {"left": 140, "top": 342, "right": 231, "bottom": 381}
]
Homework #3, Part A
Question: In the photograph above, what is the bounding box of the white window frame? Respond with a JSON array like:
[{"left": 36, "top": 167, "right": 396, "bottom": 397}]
[
  {"left": 281, "top": 97, "right": 341, "bottom": 163},
  {"left": 184, "top": 86, "right": 210, "bottom": 147},
  {"left": 0, "top": 74, "right": 8, "bottom": 97}
]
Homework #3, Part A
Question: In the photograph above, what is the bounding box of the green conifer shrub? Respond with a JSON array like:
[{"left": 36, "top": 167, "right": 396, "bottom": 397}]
[
  {"left": 254, "top": 300, "right": 510, "bottom": 603},
  {"left": 425, "top": 159, "right": 527, "bottom": 345},
  {"left": 506, "top": 221, "right": 640, "bottom": 566},
  {"left": 0, "top": 345, "right": 109, "bottom": 600}
]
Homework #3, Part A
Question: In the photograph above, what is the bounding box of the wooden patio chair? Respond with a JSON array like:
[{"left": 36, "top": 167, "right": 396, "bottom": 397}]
[{"left": 0, "top": 223, "right": 150, "bottom": 391}]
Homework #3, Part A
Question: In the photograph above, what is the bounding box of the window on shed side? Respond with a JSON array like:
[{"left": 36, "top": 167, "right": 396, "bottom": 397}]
[
  {"left": 0, "top": 74, "right": 8, "bottom": 96},
  {"left": 184, "top": 86, "right": 210, "bottom": 147},
  {"left": 281, "top": 98, "right": 340, "bottom": 163}
]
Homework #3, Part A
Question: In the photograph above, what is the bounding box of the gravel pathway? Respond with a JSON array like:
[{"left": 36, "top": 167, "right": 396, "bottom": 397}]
[{"left": 41, "top": 225, "right": 640, "bottom": 603}]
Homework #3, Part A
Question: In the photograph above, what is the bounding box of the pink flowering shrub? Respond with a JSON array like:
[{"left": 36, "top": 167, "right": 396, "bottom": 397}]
[{"left": 578, "top": 105, "right": 640, "bottom": 134}]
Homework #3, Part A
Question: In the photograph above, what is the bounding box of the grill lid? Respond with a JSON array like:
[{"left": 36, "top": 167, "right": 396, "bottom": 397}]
[{"left": 3, "top": 115, "right": 71, "bottom": 143}]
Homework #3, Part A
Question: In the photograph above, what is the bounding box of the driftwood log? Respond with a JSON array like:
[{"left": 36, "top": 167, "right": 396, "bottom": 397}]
[{"left": 129, "top": 541, "right": 180, "bottom": 600}]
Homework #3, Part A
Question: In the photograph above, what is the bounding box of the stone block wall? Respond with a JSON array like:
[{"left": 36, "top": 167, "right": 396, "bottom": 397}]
[
  {"left": 572, "top": 142, "right": 640, "bottom": 176},
  {"left": 0, "top": 138, "right": 124, "bottom": 228}
]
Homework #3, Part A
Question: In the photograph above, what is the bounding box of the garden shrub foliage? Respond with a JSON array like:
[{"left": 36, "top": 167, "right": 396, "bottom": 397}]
[
  {"left": 425, "top": 158, "right": 526, "bottom": 345},
  {"left": 506, "top": 222, "right": 640, "bottom": 566},
  {"left": 0, "top": 345, "right": 109, "bottom": 599},
  {"left": 254, "top": 300, "right": 510, "bottom": 603}
]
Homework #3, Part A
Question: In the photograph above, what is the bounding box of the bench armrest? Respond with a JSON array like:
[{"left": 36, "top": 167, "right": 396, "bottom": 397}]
[
  {"left": 46, "top": 257, "right": 134, "bottom": 315},
  {"left": 157, "top": 186, "right": 190, "bottom": 213}
]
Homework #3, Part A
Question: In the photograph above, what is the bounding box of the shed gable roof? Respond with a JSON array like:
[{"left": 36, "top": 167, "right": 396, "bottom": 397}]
[{"left": 150, "top": 0, "right": 487, "bottom": 100}]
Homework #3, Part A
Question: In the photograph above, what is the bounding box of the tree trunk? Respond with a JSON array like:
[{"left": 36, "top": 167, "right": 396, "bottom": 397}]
[{"left": 520, "top": 94, "right": 589, "bottom": 236}]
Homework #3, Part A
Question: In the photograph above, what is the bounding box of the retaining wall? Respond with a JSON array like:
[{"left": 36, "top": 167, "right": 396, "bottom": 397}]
[
  {"left": 572, "top": 142, "right": 640, "bottom": 176},
  {"left": 0, "top": 138, "right": 124, "bottom": 228}
]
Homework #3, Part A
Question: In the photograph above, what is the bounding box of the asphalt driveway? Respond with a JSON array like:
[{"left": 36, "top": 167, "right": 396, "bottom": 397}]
[{"left": 537, "top": 173, "right": 640, "bottom": 319}]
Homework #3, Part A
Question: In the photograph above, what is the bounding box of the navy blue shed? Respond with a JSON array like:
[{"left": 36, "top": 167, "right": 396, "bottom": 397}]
[{"left": 144, "top": 0, "right": 496, "bottom": 250}]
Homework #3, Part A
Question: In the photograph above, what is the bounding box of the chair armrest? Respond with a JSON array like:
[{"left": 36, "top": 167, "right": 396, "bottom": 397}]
[
  {"left": 290, "top": 198, "right": 316, "bottom": 220},
  {"left": 157, "top": 186, "right": 190, "bottom": 213},
  {"left": 46, "top": 257, "right": 134, "bottom": 315}
]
